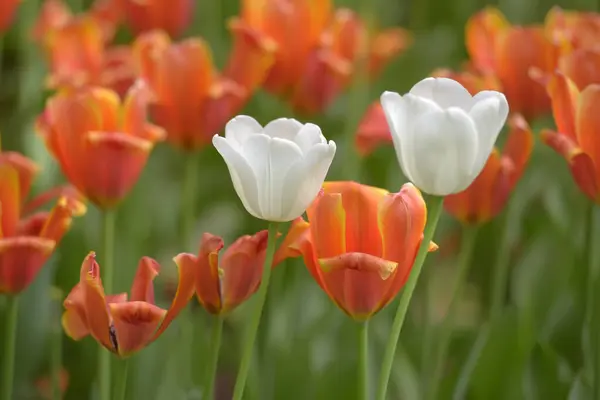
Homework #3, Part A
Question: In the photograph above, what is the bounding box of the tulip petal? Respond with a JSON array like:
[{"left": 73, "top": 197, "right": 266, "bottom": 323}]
[
  {"left": 0, "top": 164, "right": 21, "bottom": 238},
  {"left": 0, "top": 237, "right": 55, "bottom": 294},
  {"left": 273, "top": 217, "right": 310, "bottom": 265},
  {"left": 39, "top": 196, "right": 84, "bottom": 244},
  {"left": 409, "top": 77, "right": 474, "bottom": 111},
  {"left": 502, "top": 114, "right": 534, "bottom": 190},
  {"left": 559, "top": 48, "right": 600, "bottom": 91},
  {"left": 130, "top": 257, "right": 160, "bottom": 303},
  {"left": 410, "top": 107, "right": 479, "bottom": 195},
  {"left": 109, "top": 301, "right": 167, "bottom": 357},
  {"left": 263, "top": 118, "right": 303, "bottom": 141},
  {"left": 195, "top": 233, "right": 225, "bottom": 314},
  {"left": 576, "top": 84, "right": 600, "bottom": 172},
  {"left": 465, "top": 7, "right": 509, "bottom": 72},
  {"left": 62, "top": 283, "right": 90, "bottom": 340},
  {"left": 294, "top": 123, "right": 327, "bottom": 154},
  {"left": 212, "top": 135, "right": 261, "bottom": 219},
  {"left": 0, "top": 151, "right": 40, "bottom": 201},
  {"left": 224, "top": 115, "right": 263, "bottom": 148},
  {"left": 306, "top": 192, "right": 346, "bottom": 258},
  {"left": 545, "top": 71, "right": 579, "bottom": 140},
  {"left": 354, "top": 102, "right": 393, "bottom": 156}
]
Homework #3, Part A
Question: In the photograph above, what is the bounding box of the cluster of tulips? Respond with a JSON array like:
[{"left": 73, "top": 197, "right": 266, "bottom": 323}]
[{"left": 1, "top": 0, "right": 600, "bottom": 399}]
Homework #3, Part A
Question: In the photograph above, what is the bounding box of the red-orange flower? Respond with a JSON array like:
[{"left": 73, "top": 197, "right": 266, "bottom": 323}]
[
  {"left": 132, "top": 29, "right": 275, "bottom": 150},
  {"left": 37, "top": 81, "right": 166, "bottom": 209},
  {"left": 545, "top": 7, "right": 600, "bottom": 51},
  {"left": 539, "top": 71, "right": 600, "bottom": 202},
  {"left": 62, "top": 251, "right": 196, "bottom": 357},
  {"left": 236, "top": 0, "right": 411, "bottom": 114},
  {"left": 0, "top": 152, "right": 86, "bottom": 294},
  {"left": 120, "top": 0, "right": 192, "bottom": 38},
  {"left": 557, "top": 48, "right": 600, "bottom": 90},
  {"left": 175, "top": 230, "right": 291, "bottom": 315},
  {"left": 0, "top": 0, "right": 20, "bottom": 32},
  {"left": 444, "top": 114, "right": 534, "bottom": 224},
  {"left": 284, "top": 182, "right": 436, "bottom": 321},
  {"left": 354, "top": 69, "right": 500, "bottom": 157},
  {"left": 466, "top": 7, "right": 562, "bottom": 119}
]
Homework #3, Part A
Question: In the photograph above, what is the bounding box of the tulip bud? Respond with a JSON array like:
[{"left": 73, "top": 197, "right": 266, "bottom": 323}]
[
  {"left": 380, "top": 77, "right": 509, "bottom": 196},
  {"left": 213, "top": 116, "right": 337, "bottom": 222}
]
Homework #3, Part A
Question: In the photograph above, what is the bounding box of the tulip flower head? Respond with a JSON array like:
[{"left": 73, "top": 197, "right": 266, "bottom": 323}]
[
  {"left": 0, "top": 152, "right": 86, "bottom": 294},
  {"left": 213, "top": 116, "right": 337, "bottom": 222},
  {"left": 62, "top": 252, "right": 196, "bottom": 357},
  {"left": 121, "top": 0, "right": 193, "bottom": 38},
  {"left": 37, "top": 81, "right": 166, "bottom": 209},
  {"left": 285, "top": 182, "right": 436, "bottom": 321},
  {"left": 381, "top": 77, "right": 509, "bottom": 196}
]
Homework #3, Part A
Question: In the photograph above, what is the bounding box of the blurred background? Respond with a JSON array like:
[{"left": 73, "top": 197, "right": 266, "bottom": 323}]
[{"left": 1, "top": 0, "right": 599, "bottom": 399}]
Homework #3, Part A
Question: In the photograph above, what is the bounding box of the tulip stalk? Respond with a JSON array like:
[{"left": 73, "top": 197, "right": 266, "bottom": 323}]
[
  {"left": 51, "top": 288, "right": 63, "bottom": 400},
  {"left": 205, "top": 316, "right": 224, "bottom": 400},
  {"left": 1, "top": 295, "right": 18, "bottom": 400},
  {"left": 427, "top": 226, "right": 478, "bottom": 400},
  {"left": 99, "top": 210, "right": 116, "bottom": 400},
  {"left": 115, "top": 359, "right": 129, "bottom": 400},
  {"left": 232, "top": 222, "right": 279, "bottom": 400},
  {"left": 376, "top": 196, "right": 444, "bottom": 400},
  {"left": 583, "top": 203, "right": 599, "bottom": 399},
  {"left": 358, "top": 321, "right": 369, "bottom": 400},
  {"left": 489, "top": 212, "right": 512, "bottom": 320}
]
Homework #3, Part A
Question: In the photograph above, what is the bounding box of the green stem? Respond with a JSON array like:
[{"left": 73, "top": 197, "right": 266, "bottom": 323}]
[
  {"left": 376, "top": 196, "right": 444, "bottom": 400},
  {"left": 1, "top": 295, "right": 18, "bottom": 400},
  {"left": 205, "top": 316, "right": 224, "bottom": 400},
  {"left": 99, "top": 210, "right": 116, "bottom": 400},
  {"left": 583, "top": 203, "right": 598, "bottom": 399},
  {"left": 232, "top": 222, "right": 279, "bottom": 400},
  {"left": 115, "top": 358, "right": 129, "bottom": 400},
  {"left": 420, "top": 263, "right": 433, "bottom": 393},
  {"left": 428, "top": 226, "right": 478, "bottom": 400},
  {"left": 358, "top": 321, "right": 369, "bottom": 400},
  {"left": 489, "top": 212, "right": 511, "bottom": 320},
  {"left": 51, "top": 288, "right": 63, "bottom": 400},
  {"left": 180, "top": 152, "right": 200, "bottom": 249}
]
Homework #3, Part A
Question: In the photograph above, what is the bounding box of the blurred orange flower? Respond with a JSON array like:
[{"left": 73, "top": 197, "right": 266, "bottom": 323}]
[
  {"left": 444, "top": 114, "right": 534, "bottom": 224},
  {"left": 133, "top": 29, "right": 275, "bottom": 150},
  {"left": 545, "top": 6, "right": 600, "bottom": 51},
  {"left": 354, "top": 69, "right": 500, "bottom": 156},
  {"left": 175, "top": 230, "right": 290, "bottom": 315},
  {"left": 466, "top": 7, "right": 563, "bottom": 120},
  {"left": 0, "top": 0, "right": 20, "bottom": 33},
  {"left": 539, "top": 72, "right": 600, "bottom": 202},
  {"left": 37, "top": 81, "right": 165, "bottom": 209},
  {"left": 284, "top": 182, "right": 436, "bottom": 321},
  {"left": 120, "top": 0, "right": 193, "bottom": 38},
  {"left": 557, "top": 48, "right": 600, "bottom": 90},
  {"left": 62, "top": 251, "right": 196, "bottom": 357},
  {"left": 36, "top": 368, "right": 69, "bottom": 400},
  {"left": 236, "top": 0, "right": 411, "bottom": 114},
  {"left": 0, "top": 152, "right": 85, "bottom": 294}
]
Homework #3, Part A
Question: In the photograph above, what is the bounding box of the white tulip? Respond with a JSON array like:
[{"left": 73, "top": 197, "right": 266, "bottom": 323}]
[
  {"left": 213, "top": 116, "right": 337, "bottom": 222},
  {"left": 381, "top": 77, "right": 509, "bottom": 196}
]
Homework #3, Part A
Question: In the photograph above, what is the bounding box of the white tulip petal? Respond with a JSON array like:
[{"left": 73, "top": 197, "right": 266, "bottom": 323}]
[
  {"left": 212, "top": 135, "right": 262, "bottom": 218},
  {"left": 409, "top": 77, "right": 474, "bottom": 111},
  {"left": 263, "top": 118, "right": 303, "bottom": 141},
  {"left": 224, "top": 115, "right": 263, "bottom": 148},
  {"left": 410, "top": 108, "right": 479, "bottom": 195},
  {"left": 469, "top": 91, "right": 509, "bottom": 176},
  {"left": 294, "top": 123, "right": 326, "bottom": 154},
  {"left": 242, "top": 134, "right": 303, "bottom": 220},
  {"left": 280, "top": 141, "right": 337, "bottom": 220}
]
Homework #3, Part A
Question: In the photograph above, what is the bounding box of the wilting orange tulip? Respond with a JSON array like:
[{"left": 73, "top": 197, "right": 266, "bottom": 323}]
[
  {"left": 0, "top": 0, "right": 20, "bottom": 32},
  {"left": 466, "top": 7, "right": 561, "bottom": 119},
  {"left": 133, "top": 29, "right": 275, "bottom": 150},
  {"left": 539, "top": 72, "right": 600, "bottom": 202},
  {"left": 120, "top": 0, "right": 192, "bottom": 38},
  {"left": 285, "top": 182, "right": 436, "bottom": 321},
  {"left": 236, "top": 0, "right": 410, "bottom": 114},
  {"left": 175, "top": 230, "right": 291, "bottom": 314},
  {"left": 0, "top": 152, "right": 85, "bottom": 294},
  {"left": 444, "top": 114, "right": 534, "bottom": 224},
  {"left": 37, "top": 81, "right": 166, "bottom": 209},
  {"left": 545, "top": 7, "right": 600, "bottom": 51},
  {"left": 62, "top": 252, "right": 195, "bottom": 357},
  {"left": 355, "top": 69, "right": 500, "bottom": 156}
]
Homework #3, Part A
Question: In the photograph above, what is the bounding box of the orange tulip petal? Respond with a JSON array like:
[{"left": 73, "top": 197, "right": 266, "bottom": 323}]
[
  {"left": 0, "top": 151, "right": 40, "bottom": 201},
  {"left": 273, "top": 217, "right": 309, "bottom": 265},
  {"left": 130, "top": 257, "right": 160, "bottom": 303},
  {"left": 355, "top": 102, "right": 392, "bottom": 156},
  {"left": 559, "top": 48, "right": 600, "bottom": 90},
  {"left": 39, "top": 196, "right": 85, "bottom": 243},
  {"left": 23, "top": 185, "right": 86, "bottom": 217},
  {"left": 109, "top": 301, "right": 167, "bottom": 357},
  {"left": 369, "top": 28, "right": 411, "bottom": 77},
  {"left": 306, "top": 191, "right": 346, "bottom": 259},
  {"left": 194, "top": 233, "right": 224, "bottom": 314},
  {"left": 0, "top": 237, "right": 55, "bottom": 294},
  {"left": 0, "top": 164, "right": 21, "bottom": 238},
  {"left": 576, "top": 84, "right": 600, "bottom": 170},
  {"left": 499, "top": 113, "right": 534, "bottom": 193},
  {"left": 62, "top": 283, "right": 90, "bottom": 340},
  {"left": 465, "top": 7, "right": 509, "bottom": 72},
  {"left": 545, "top": 71, "right": 579, "bottom": 140}
]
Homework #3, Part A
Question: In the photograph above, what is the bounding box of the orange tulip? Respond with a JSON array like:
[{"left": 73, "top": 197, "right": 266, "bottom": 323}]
[
  {"left": 444, "top": 114, "right": 534, "bottom": 224},
  {"left": 545, "top": 6, "right": 600, "bottom": 51},
  {"left": 133, "top": 29, "right": 275, "bottom": 150},
  {"left": 37, "top": 81, "right": 166, "bottom": 209},
  {"left": 355, "top": 69, "right": 501, "bottom": 156},
  {"left": 0, "top": 152, "right": 85, "bottom": 294},
  {"left": 466, "top": 7, "right": 561, "bottom": 119},
  {"left": 120, "top": 0, "right": 192, "bottom": 38},
  {"left": 236, "top": 0, "right": 410, "bottom": 114},
  {"left": 0, "top": 0, "right": 20, "bottom": 32},
  {"left": 539, "top": 71, "right": 600, "bottom": 202},
  {"left": 558, "top": 48, "right": 600, "bottom": 90},
  {"left": 284, "top": 182, "right": 436, "bottom": 321},
  {"left": 62, "top": 251, "right": 196, "bottom": 357},
  {"left": 175, "top": 230, "right": 291, "bottom": 315}
]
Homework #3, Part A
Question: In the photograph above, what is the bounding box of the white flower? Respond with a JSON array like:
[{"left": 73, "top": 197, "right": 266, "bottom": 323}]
[
  {"left": 381, "top": 77, "right": 509, "bottom": 196},
  {"left": 213, "top": 116, "right": 337, "bottom": 222}
]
